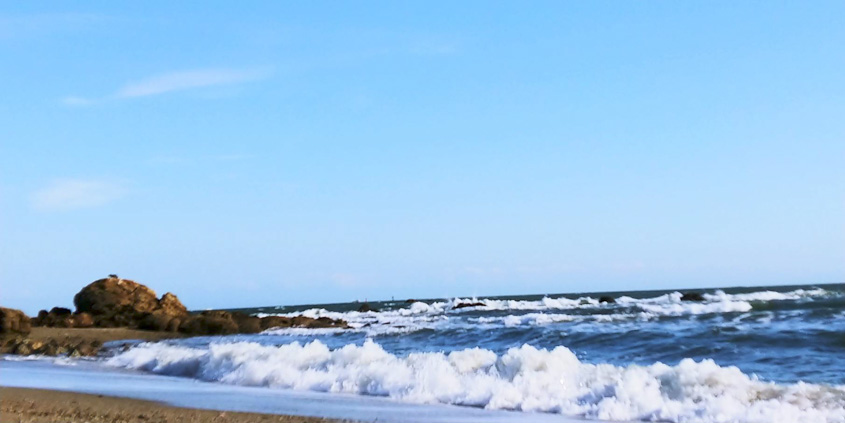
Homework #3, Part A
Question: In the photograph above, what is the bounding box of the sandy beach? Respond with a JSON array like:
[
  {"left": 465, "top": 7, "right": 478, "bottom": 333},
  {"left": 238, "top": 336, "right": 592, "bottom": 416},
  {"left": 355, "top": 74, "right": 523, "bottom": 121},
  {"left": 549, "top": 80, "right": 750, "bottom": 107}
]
[{"left": 0, "top": 387, "right": 346, "bottom": 423}]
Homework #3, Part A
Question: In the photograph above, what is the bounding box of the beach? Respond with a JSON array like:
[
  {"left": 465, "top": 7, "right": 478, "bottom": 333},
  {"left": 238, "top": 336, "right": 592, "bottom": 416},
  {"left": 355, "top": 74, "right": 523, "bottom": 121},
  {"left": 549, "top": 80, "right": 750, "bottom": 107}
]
[
  {"left": 2, "top": 282, "right": 844, "bottom": 422},
  {"left": 0, "top": 387, "right": 342, "bottom": 423}
]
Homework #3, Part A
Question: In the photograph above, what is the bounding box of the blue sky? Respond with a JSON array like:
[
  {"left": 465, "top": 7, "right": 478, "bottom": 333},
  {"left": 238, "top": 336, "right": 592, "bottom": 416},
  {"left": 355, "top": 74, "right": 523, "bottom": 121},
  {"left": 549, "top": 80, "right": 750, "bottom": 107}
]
[{"left": 2, "top": 2, "right": 843, "bottom": 314}]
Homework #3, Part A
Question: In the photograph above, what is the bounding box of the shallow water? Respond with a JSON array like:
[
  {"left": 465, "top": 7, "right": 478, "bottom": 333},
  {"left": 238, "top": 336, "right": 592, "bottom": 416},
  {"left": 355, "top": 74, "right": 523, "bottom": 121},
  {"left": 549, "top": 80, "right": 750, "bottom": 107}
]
[{"left": 1, "top": 359, "right": 584, "bottom": 423}]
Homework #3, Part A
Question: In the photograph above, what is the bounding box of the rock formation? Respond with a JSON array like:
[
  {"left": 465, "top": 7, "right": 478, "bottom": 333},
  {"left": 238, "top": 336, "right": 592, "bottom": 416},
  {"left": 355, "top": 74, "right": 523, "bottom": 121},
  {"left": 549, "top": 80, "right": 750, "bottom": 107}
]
[
  {"left": 453, "top": 302, "right": 486, "bottom": 309},
  {"left": 5, "top": 275, "right": 350, "bottom": 356},
  {"left": 680, "top": 292, "right": 705, "bottom": 302},
  {"left": 73, "top": 276, "right": 189, "bottom": 328},
  {"left": 0, "top": 307, "right": 31, "bottom": 335},
  {"left": 357, "top": 303, "right": 378, "bottom": 312},
  {"left": 1, "top": 337, "right": 100, "bottom": 357}
]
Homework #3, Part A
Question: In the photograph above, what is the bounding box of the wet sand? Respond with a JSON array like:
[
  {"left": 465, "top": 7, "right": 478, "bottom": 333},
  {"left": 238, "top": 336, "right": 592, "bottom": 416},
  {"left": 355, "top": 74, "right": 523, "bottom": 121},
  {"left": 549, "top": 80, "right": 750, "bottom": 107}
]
[{"left": 0, "top": 387, "right": 348, "bottom": 423}]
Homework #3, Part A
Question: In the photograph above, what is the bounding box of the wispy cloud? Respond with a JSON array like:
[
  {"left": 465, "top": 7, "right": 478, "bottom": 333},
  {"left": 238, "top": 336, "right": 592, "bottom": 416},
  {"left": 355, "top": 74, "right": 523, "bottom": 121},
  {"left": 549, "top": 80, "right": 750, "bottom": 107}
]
[
  {"left": 116, "top": 68, "right": 269, "bottom": 98},
  {"left": 60, "top": 96, "right": 96, "bottom": 107},
  {"left": 62, "top": 67, "right": 271, "bottom": 106},
  {"left": 31, "top": 179, "right": 126, "bottom": 211}
]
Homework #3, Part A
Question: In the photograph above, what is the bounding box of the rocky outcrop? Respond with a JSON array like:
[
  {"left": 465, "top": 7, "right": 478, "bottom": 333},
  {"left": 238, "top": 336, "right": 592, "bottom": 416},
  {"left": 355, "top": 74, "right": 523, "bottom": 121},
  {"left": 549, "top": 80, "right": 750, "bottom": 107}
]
[
  {"left": 453, "top": 302, "right": 485, "bottom": 309},
  {"left": 231, "top": 312, "right": 262, "bottom": 334},
  {"left": 0, "top": 337, "right": 100, "bottom": 357},
  {"left": 179, "top": 311, "right": 239, "bottom": 336},
  {"left": 357, "top": 303, "right": 378, "bottom": 313},
  {"left": 72, "top": 276, "right": 189, "bottom": 328},
  {"left": 159, "top": 293, "right": 188, "bottom": 316},
  {"left": 259, "top": 316, "right": 292, "bottom": 330},
  {"left": 681, "top": 292, "right": 705, "bottom": 302},
  {"left": 32, "top": 308, "right": 94, "bottom": 328},
  {"left": 290, "top": 316, "right": 348, "bottom": 329},
  {"left": 598, "top": 296, "right": 616, "bottom": 304},
  {"left": 0, "top": 307, "right": 31, "bottom": 336},
  {"left": 176, "top": 311, "right": 348, "bottom": 336},
  {"left": 4, "top": 276, "right": 351, "bottom": 358},
  {"left": 136, "top": 311, "right": 182, "bottom": 332}
]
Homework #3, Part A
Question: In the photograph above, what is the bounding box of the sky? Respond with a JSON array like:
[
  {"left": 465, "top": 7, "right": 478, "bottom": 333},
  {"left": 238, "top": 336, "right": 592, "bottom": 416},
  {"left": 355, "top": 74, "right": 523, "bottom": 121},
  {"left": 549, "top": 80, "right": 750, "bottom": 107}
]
[{"left": 1, "top": 2, "right": 844, "bottom": 314}]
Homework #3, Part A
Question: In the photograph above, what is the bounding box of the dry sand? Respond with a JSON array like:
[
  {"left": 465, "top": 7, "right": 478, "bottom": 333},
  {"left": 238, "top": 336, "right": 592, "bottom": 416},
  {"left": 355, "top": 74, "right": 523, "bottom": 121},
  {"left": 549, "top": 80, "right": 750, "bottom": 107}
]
[{"left": 0, "top": 387, "right": 350, "bottom": 423}]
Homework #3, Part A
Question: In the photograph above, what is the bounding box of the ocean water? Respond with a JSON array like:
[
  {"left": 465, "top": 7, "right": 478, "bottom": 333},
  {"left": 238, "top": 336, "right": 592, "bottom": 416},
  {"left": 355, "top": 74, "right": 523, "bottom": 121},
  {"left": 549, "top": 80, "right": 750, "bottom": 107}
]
[{"left": 24, "top": 284, "right": 845, "bottom": 422}]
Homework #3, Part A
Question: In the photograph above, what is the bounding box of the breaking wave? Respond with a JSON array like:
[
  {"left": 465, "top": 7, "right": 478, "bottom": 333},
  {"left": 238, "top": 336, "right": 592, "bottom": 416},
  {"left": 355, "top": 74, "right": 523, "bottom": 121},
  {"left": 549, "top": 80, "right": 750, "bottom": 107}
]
[
  {"left": 255, "top": 288, "right": 836, "bottom": 335},
  {"left": 107, "top": 340, "right": 845, "bottom": 423}
]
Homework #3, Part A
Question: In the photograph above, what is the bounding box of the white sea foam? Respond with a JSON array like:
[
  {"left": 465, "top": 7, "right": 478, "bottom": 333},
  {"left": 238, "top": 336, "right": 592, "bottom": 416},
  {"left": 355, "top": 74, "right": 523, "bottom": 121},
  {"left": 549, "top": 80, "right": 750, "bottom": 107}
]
[
  {"left": 252, "top": 288, "right": 836, "bottom": 334},
  {"left": 107, "top": 340, "right": 845, "bottom": 423}
]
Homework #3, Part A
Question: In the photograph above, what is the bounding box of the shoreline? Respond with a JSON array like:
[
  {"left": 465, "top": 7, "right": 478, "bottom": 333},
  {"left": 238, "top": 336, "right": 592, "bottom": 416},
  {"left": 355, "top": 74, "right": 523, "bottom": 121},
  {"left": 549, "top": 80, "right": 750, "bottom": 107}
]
[{"left": 0, "top": 387, "right": 347, "bottom": 423}]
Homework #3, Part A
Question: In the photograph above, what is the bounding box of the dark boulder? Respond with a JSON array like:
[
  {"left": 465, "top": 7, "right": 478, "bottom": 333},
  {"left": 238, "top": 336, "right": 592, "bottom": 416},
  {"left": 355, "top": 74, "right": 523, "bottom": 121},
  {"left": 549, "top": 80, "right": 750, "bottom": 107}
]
[
  {"left": 260, "top": 316, "right": 292, "bottom": 330},
  {"left": 598, "top": 296, "right": 616, "bottom": 304},
  {"left": 33, "top": 307, "right": 79, "bottom": 328},
  {"left": 72, "top": 276, "right": 189, "bottom": 328},
  {"left": 231, "top": 312, "right": 261, "bottom": 334},
  {"left": 291, "top": 315, "right": 348, "bottom": 329},
  {"left": 179, "top": 311, "right": 239, "bottom": 336},
  {"left": 74, "top": 277, "right": 160, "bottom": 318},
  {"left": 159, "top": 293, "right": 188, "bottom": 317},
  {"left": 0, "top": 307, "right": 31, "bottom": 335},
  {"left": 453, "top": 302, "right": 485, "bottom": 309},
  {"left": 72, "top": 312, "right": 95, "bottom": 328},
  {"left": 405, "top": 299, "right": 419, "bottom": 303},
  {"left": 357, "top": 303, "right": 378, "bottom": 313},
  {"left": 681, "top": 292, "right": 706, "bottom": 302},
  {"left": 49, "top": 307, "right": 72, "bottom": 316},
  {"left": 138, "top": 311, "right": 177, "bottom": 332}
]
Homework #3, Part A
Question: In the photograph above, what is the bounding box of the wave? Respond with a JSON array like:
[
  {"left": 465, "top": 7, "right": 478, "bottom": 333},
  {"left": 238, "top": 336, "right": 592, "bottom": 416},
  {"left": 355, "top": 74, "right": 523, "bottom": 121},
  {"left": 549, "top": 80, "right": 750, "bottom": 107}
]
[
  {"left": 107, "top": 340, "right": 845, "bottom": 423},
  {"left": 253, "top": 288, "right": 836, "bottom": 334}
]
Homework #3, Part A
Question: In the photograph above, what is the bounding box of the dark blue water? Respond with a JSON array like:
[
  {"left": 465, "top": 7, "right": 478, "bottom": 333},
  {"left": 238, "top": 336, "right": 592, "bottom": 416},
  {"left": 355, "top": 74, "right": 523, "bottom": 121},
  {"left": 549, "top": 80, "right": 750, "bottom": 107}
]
[
  {"left": 99, "top": 283, "right": 845, "bottom": 422},
  {"left": 217, "top": 283, "right": 845, "bottom": 385}
]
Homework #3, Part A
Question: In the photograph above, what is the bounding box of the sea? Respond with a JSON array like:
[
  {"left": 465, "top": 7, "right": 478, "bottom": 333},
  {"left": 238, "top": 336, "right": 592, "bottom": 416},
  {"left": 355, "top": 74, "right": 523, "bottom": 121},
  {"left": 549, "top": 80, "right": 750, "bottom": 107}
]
[{"left": 4, "top": 283, "right": 845, "bottom": 423}]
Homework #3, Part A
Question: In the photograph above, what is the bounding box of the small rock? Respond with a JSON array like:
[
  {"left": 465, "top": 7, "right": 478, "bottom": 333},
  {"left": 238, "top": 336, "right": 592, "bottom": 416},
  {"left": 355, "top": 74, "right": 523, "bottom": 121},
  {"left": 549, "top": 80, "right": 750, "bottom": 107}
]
[
  {"left": 357, "top": 303, "right": 378, "bottom": 313},
  {"left": 453, "top": 302, "right": 486, "bottom": 309},
  {"left": 681, "top": 292, "right": 705, "bottom": 302}
]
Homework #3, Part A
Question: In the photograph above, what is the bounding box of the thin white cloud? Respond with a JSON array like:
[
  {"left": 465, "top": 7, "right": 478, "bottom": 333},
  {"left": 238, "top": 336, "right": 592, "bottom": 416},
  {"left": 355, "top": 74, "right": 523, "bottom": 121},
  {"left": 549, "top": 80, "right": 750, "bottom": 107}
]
[
  {"left": 116, "top": 68, "right": 270, "bottom": 98},
  {"left": 61, "top": 67, "right": 271, "bottom": 105},
  {"left": 60, "top": 96, "right": 95, "bottom": 107},
  {"left": 31, "top": 179, "right": 126, "bottom": 211}
]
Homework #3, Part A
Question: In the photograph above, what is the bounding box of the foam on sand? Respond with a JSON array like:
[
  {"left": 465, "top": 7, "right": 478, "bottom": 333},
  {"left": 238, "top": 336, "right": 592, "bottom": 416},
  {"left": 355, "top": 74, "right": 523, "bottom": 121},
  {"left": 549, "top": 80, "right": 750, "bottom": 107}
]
[{"left": 107, "top": 340, "right": 845, "bottom": 423}]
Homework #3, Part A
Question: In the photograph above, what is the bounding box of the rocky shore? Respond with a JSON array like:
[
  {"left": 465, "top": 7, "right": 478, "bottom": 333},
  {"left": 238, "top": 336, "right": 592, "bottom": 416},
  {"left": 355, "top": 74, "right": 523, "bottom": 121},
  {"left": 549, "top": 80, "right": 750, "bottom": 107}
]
[{"left": 1, "top": 276, "right": 348, "bottom": 357}]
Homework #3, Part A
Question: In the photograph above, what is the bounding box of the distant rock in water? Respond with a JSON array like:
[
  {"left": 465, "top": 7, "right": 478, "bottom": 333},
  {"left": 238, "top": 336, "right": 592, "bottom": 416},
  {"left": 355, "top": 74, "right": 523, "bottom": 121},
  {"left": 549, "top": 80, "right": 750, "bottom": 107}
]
[
  {"left": 405, "top": 299, "right": 419, "bottom": 303},
  {"left": 453, "top": 302, "right": 486, "bottom": 309},
  {"left": 681, "top": 292, "right": 706, "bottom": 302},
  {"left": 175, "top": 311, "right": 348, "bottom": 335},
  {"left": 0, "top": 307, "right": 31, "bottom": 335},
  {"left": 357, "top": 303, "right": 378, "bottom": 313},
  {"left": 598, "top": 296, "right": 616, "bottom": 304}
]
